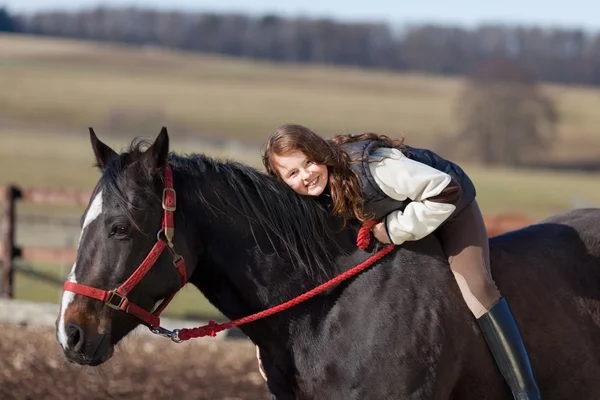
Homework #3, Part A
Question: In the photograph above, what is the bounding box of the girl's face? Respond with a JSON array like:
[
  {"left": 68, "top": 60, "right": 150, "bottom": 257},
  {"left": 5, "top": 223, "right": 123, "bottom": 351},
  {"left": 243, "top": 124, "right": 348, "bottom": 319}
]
[{"left": 272, "top": 150, "right": 329, "bottom": 196}]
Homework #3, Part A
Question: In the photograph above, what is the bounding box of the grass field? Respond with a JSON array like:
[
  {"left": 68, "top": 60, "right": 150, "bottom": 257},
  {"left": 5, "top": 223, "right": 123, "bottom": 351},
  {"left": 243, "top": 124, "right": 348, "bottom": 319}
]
[
  {"left": 3, "top": 129, "right": 599, "bottom": 219},
  {"left": 1, "top": 33, "right": 600, "bottom": 317},
  {"left": 1, "top": 33, "right": 600, "bottom": 161}
]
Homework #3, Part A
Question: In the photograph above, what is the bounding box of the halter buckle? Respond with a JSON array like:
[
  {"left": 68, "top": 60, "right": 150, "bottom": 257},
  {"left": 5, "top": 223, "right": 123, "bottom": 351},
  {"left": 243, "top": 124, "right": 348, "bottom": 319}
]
[
  {"left": 105, "top": 290, "right": 127, "bottom": 310},
  {"left": 162, "top": 188, "right": 176, "bottom": 211}
]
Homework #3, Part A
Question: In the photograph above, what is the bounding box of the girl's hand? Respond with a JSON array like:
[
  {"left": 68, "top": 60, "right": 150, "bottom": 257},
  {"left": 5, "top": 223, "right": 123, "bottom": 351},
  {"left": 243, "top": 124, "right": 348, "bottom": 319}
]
[
  {"left": 372, "top": 222, "right": 392, "bottom": 244},
  {"left": 256, "top": 345, "right": 268, "bottom": 381}
]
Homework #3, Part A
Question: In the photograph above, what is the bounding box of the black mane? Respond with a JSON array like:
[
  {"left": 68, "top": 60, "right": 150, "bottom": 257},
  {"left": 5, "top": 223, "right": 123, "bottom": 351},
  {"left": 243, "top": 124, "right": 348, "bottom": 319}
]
[{"left": 99, "top": 138, "right": 347, "bottom": 279}]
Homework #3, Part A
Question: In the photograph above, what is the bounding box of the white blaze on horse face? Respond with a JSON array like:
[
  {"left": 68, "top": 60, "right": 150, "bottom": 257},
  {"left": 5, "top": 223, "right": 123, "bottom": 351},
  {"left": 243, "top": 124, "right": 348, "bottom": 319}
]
[{"left": 58, "top": 191, "right": 103, "bottom": 349}]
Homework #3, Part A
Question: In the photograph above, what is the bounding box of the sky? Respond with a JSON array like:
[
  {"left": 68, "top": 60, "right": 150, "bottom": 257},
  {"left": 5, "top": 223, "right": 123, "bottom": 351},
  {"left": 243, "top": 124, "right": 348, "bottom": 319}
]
[{"left": 3, "top": 0, "right": 600, "bottom": 32}]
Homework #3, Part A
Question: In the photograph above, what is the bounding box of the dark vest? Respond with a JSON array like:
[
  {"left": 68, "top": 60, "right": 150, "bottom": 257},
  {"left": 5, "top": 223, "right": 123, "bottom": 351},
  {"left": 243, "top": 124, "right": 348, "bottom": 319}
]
[{"left": 339, "top": 140, "right": 476, "bottom": 221}]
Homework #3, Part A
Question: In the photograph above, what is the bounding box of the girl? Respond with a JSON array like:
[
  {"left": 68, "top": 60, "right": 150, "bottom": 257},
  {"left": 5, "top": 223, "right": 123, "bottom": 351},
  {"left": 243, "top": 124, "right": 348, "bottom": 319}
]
[{"left": 260, "top": 124, "right": 541, "bottom": 400}]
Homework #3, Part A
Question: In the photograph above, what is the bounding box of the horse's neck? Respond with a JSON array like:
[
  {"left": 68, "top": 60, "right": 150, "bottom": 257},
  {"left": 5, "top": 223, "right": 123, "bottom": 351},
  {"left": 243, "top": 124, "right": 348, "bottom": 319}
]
[
  {"left": 176, "top": 180, "right": 340, "bottom": 327},
  {"left": 174, "top": 165, "right": 368, "bottom": 341}
]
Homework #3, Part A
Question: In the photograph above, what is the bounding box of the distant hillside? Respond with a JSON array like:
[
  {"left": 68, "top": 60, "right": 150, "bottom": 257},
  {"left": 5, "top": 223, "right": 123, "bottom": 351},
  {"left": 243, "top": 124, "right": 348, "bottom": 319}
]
[{"left": 1, "top": 33, "right": 600, "bottom": 164}]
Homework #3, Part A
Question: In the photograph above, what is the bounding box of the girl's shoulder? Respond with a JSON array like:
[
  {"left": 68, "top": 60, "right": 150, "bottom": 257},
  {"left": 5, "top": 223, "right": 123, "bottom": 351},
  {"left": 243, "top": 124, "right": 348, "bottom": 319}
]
[{"left": 368, "top": 146, "right": 405, "bottom": 163}]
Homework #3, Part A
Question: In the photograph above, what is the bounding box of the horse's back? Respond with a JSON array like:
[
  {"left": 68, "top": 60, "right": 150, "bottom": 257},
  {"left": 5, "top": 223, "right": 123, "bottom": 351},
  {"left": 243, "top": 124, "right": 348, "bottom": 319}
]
[
  {"left": 493, "top": 207, "right": 600, "bottom": 257},
  {"left": 490, "top": 207, "right": 600, "bottom": 311},
  {"left": 296, "top": 208, "right": 600, "bottom": 399},
  {"left": 487, "top": 207, "right": 600, "bottom": 398}
]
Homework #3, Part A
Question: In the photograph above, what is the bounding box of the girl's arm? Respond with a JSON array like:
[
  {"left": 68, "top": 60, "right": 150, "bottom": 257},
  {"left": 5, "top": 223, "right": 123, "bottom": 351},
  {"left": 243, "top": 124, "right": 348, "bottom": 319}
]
[{"left": 369, "top": 148, "right": 461, "bottom": 245}]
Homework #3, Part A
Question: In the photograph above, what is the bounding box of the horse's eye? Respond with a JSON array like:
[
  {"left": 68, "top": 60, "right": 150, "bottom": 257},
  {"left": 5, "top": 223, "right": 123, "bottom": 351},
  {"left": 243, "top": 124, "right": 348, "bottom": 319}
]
[{"left": 110, "top": 224, "right": 130, "bottom": 238}]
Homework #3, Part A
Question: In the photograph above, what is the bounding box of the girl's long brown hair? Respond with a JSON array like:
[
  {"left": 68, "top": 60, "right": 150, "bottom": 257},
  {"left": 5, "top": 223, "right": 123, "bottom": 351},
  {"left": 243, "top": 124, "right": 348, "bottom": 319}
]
[
  {"left": 331, "top": 132, "right": 405, "bottom": 153},
  {"left": 262, "top": 124, "right": 405, "bottom": 225}
]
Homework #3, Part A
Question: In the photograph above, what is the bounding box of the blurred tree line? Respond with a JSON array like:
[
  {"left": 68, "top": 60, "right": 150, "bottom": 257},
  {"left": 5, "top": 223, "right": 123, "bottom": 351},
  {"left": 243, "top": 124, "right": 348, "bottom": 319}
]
[
  {"left": 0, "top": 7, "right": 15, "bottom": 32},
  {"left": 3, "top": 6, "right": 600, "bottom": 86}
]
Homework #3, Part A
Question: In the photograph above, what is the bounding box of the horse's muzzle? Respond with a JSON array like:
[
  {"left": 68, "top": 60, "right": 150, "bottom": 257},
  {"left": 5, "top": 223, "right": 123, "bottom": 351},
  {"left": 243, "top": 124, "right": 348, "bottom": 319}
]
[{"left": 60, "top": 326, "right": 113, "bottom": 366}]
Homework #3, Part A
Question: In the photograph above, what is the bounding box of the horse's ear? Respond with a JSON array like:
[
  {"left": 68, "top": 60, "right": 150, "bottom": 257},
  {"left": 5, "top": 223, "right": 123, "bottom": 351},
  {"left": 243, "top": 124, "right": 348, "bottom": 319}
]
[
  {"left": 144, "top": 126, "right": 169, "bottom": 172},
  {"left": 89, "top": 127, "right": 118, "bottom": 170}
]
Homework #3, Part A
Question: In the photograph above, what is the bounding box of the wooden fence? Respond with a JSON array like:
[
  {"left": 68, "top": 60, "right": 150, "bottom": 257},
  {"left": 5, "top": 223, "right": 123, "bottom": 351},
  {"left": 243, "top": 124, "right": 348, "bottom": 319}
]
[
  {"left": 0, "top": 185, "right": 91, "bottom": 298},
  {"left": 0, "top": 184, "right": 537, "bottom": 299}
]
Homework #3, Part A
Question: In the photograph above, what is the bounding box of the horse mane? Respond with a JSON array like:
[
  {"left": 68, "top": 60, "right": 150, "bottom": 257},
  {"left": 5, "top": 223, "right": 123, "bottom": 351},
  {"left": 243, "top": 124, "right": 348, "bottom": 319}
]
[{"left": 99, "top": 138, "right": 346, "bottom": 279}]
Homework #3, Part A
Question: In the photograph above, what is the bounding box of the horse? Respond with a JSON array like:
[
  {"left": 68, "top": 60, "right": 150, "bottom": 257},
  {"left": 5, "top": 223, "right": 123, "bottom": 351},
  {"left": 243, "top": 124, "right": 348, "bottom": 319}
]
[{"left": 56, "top": 127, "right": 600, "bottom": 399}]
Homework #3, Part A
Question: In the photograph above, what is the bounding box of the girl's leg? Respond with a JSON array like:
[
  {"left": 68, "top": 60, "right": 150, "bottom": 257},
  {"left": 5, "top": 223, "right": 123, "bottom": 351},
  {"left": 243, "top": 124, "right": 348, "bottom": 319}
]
[
  {"left": 437, "top": 199, "right": 500, "bottom": 317},
  {"left": 437, "top": 200, "right": 541, "bottom": 400}
]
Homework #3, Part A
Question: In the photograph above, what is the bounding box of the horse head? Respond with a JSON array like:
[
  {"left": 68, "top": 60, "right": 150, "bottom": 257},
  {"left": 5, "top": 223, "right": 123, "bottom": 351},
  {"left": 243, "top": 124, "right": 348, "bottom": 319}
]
[{"left": 56, "top": 127, "right": 196, "bottom": 365}]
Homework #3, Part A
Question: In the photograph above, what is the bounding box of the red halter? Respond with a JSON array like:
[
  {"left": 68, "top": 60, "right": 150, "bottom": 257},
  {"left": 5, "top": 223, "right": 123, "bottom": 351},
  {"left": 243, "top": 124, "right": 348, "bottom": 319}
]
[{"left": 63, "top": 164, "right": 187, "bottom": 333}]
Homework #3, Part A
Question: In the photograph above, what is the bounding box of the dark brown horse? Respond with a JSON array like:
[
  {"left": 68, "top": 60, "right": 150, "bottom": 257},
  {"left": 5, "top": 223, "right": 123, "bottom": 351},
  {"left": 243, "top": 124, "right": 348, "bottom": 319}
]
[{"left": 56, "top": 128, "right": 600, "bottom": 399}]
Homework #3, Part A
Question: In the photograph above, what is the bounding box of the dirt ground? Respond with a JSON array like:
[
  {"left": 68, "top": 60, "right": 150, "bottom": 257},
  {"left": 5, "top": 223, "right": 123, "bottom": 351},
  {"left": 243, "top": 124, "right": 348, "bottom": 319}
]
[{"left": 0, "top": 323, "right": 269, "bottom": 400}]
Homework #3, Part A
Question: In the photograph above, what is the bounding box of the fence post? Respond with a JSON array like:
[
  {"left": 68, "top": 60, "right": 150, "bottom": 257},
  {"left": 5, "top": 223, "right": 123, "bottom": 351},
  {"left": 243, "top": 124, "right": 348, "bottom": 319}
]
[{"left": 1, "top": 185, "right": 21, "bottom": 299}]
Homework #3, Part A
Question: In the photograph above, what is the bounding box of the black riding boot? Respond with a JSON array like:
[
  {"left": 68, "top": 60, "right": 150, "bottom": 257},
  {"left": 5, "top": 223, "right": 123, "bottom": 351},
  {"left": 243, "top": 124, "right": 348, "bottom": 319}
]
[{"left": 476, "top": 297, "right": 541, "bottom": 400}]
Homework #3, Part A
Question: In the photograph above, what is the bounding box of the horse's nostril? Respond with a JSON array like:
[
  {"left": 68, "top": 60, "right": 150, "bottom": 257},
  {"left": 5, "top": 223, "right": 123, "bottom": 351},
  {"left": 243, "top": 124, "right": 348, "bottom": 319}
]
[{"left": 66, "top": 323, "right": 84, "bottom": 351}]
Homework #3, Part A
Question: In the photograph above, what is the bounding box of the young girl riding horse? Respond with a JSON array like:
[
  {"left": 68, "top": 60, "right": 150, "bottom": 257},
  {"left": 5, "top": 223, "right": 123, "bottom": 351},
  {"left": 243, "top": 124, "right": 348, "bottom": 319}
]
[{"left": 260, "top": 124, "right": 541, "bottom": 400}]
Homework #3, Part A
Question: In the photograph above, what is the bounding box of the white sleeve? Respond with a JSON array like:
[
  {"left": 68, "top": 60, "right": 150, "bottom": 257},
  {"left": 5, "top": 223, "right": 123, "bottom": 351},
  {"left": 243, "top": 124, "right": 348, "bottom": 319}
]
[{"left": 368, "top": 148, "right": 457, "bottom": 245}]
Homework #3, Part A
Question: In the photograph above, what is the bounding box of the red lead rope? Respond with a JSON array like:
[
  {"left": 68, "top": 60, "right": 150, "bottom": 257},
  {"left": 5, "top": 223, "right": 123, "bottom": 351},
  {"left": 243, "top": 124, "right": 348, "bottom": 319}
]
[{"left": 176, "top": 221, "right": 395, "bottom": 341}]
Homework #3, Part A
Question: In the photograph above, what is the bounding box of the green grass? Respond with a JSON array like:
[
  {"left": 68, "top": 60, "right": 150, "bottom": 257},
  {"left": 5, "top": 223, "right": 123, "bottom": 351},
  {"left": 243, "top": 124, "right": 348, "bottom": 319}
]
[
  {"left": 2, "top": 130, "right": 599, "bottom": 219},
  {"left": 0, "top": 130, "right": 261, "bottom": 188},
  {"left": 467, "top": 166, "right": 600, "bottom": 217}
]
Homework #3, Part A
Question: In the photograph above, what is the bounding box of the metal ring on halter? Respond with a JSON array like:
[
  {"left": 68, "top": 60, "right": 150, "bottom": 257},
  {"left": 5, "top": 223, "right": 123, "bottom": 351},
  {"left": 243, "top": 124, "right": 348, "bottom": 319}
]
[
  {"left": 156, "top": 229, "right": 175, "bottom": 248},
  {"left": 150, "top": 326, "right": 183, "bottom": 343},
  {"left": 170, "top": 329, "right": 183, "bottom": 343}
]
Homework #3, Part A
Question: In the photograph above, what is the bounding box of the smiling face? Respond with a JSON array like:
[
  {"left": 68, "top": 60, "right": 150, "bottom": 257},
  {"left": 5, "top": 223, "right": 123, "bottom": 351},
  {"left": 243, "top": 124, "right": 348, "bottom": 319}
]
[{"left": 272, "top": 150, "right": 329, "bottom": 196}]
